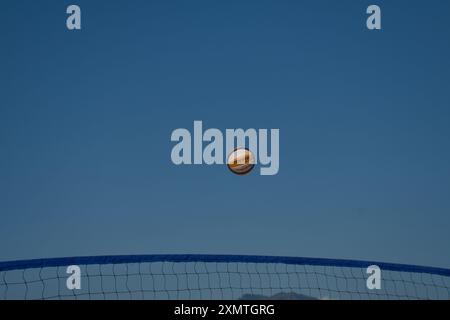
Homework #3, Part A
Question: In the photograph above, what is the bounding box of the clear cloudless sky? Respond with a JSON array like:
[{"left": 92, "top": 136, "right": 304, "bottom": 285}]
[{"left": 1, "top": 0, "right": 450, "bottom": 267}]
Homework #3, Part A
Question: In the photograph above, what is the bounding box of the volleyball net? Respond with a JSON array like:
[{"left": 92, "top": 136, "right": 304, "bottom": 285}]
[{"left": 1, "top": 255, "right": 449, "bottom": 300}]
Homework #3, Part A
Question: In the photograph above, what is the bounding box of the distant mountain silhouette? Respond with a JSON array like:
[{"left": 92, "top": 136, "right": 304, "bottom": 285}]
[{"left": 239, "top": 292, "right": 317, "bottom": 300}]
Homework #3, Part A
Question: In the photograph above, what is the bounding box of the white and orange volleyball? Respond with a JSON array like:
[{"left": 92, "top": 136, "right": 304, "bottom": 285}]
[{"left": 227, "top": 148, "right": 255, "bottom": 175}]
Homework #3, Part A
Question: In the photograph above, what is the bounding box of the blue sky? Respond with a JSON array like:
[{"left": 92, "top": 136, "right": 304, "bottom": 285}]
[{"left": 1, "top": 0, "right": 450, "bottom": 268}]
